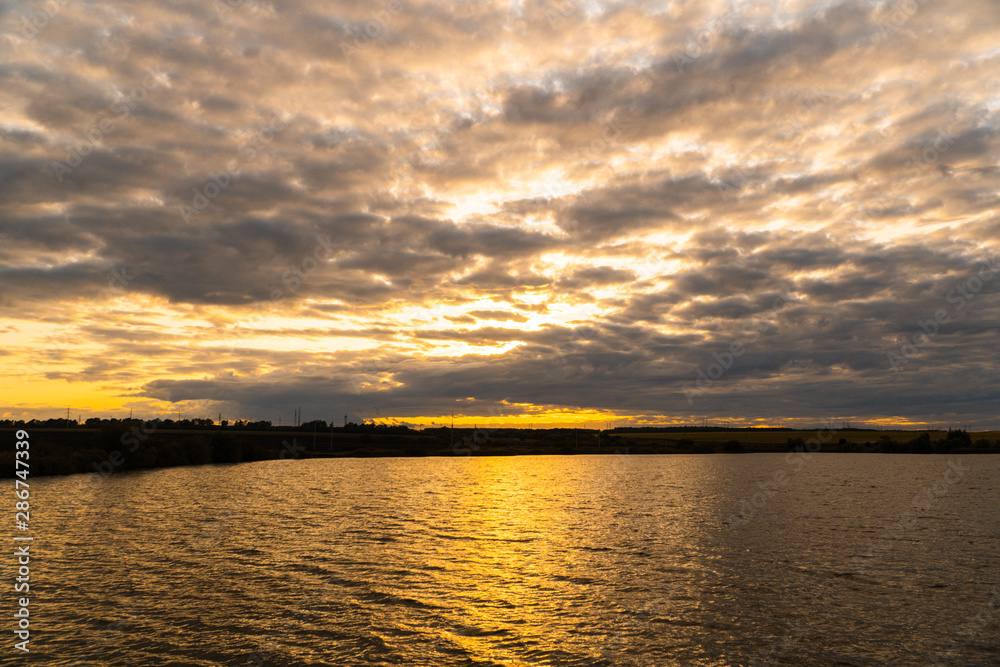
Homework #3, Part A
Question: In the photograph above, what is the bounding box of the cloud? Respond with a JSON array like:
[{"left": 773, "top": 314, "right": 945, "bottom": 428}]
[{"left": 0, "top": 0, "right": 997, "bottom": 427}]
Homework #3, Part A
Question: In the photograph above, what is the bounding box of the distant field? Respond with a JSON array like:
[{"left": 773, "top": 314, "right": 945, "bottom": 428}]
[{"left": 608, "top": 430, "right": 1000, "bottom": 445}]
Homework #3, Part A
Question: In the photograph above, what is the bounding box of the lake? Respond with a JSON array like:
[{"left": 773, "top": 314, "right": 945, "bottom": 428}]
[{"left": 24, "top": 454, "right": 1000, "bottom": 665}]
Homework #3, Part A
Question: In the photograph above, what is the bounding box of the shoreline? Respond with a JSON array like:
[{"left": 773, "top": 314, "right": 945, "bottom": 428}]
[{"left": 4, "top": 426, "right": 997, "bottom": 479}]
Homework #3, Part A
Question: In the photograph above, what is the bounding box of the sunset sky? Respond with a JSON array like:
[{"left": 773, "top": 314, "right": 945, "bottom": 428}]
[{"left": 1, "top": 0, "right": 998, "bottom": 429}]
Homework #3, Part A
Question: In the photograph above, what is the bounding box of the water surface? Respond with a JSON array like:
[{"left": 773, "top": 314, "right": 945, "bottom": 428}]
[{"left": 26, "top": 454, "right": 1000, "bottom": 665}]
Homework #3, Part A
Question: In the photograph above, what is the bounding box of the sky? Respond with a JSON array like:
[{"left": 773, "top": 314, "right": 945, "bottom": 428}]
[{"left": 1, "top": 0, "right": 998, "bottom": 429}]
